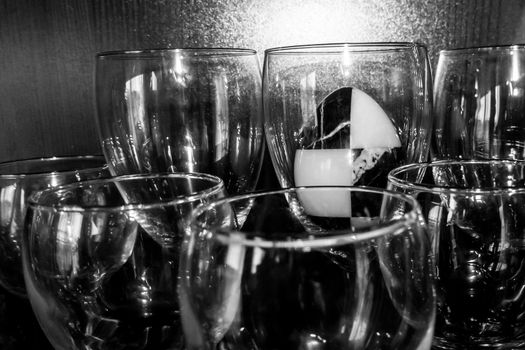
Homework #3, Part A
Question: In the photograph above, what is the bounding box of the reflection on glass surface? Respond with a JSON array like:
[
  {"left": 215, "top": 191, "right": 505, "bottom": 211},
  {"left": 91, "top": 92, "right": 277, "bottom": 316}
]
[{"left": 96, "top": 48, "right": 264, "bottom": 195}]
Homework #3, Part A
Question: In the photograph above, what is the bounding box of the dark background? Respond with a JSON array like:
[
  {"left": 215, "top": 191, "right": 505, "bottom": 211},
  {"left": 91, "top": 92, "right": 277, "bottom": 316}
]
[
  {"left": 0, "top": 0, "right": 524, "bottom": 348},
  {"left": 0, "top": 0, "right": 524, "bottom": 163}
]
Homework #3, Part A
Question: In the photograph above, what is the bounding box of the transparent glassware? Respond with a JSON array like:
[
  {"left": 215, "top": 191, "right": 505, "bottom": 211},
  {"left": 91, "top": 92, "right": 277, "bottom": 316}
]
[
  {"left": 180, "top": 186, "right": 436, "bottom": 350},
  {"left": 388, "top": 160, "right": 525, "bottom": 349},
  {"left": 95, "top": 48, "right": 265, "bottom": 195},
  {"left": 263, "top": 42, "right": 432, "bottom": 189},
  {"left": 432, "top": 45, "right": 525, "bottom": 161},
  {"left": 0, "top": 155, "right": 108, "bottom": 298},
  {"left": 22, "top": 172, "right": 225, "bottom": 350}
]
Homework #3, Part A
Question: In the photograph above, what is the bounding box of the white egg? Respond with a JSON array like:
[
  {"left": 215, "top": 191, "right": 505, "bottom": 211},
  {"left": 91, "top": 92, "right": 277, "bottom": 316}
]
[
  {"left": 348, "top": 88, "right": 401, "bottom": 148},
  {"left": 294, "top": 87, "right": 400, "bottom": 217}
]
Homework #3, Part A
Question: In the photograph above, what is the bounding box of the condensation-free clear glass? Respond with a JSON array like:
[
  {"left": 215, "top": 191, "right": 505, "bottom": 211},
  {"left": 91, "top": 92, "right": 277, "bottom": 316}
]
[
  {"left": 22, "top": 173, "right": 225, "bottom": 350},
  {"left": 388, "top": 160, "right": 525, "bottom": 349},
  {"left": 180, "top": 186, "right": 436, "bottom": 350},
  {"left": 263, "top": 43, "right": 432, "bottom": 189},
  {"left": 433, "top": 45, "right": 525, "bottom": 160},
  {"left": 0, "top": 155, "right": 108, "bottom": 297},
  {"left": 95, "top": 48, "right": 264, "bottom": 195}
]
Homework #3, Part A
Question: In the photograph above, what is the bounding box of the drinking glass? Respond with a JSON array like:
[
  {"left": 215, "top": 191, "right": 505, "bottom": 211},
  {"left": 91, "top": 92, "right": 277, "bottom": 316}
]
[
  {"left": 180, "top": 186, "right": 436, "bottom": 350},
  {"left": 95, "top": 48, "right": 264, "bottom": 194},
  {"left": 22, "top": 172, "right": 225, "bottom": 350},
  {"left": 388, "top": 160, "right": 525, "bottom": 349},
  {"left": 0, "top": 155, "right": 107, "bottom": 297},
  {"left": 263, "top": 42, "right": 432, "bottom": 189},
  {"left": 433, "top": 45, "right": 525, "bottom": 160}
]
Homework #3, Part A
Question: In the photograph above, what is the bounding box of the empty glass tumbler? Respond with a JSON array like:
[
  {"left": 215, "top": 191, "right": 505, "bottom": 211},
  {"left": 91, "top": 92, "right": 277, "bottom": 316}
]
[
  {"left": 95, "top": 48, "right": 265, "bottom": 194},
  {"left": 388, "top": 160, "right": 525, "bottom": 349},
  {"left": 0, "top": 155, "right": 107, "bottom": 297},
  {"left": 180, "top": 186, "right": 436, "bottom": 350},
  {"left": 433, "top": 45, "right": 525, "bottom": 160}
]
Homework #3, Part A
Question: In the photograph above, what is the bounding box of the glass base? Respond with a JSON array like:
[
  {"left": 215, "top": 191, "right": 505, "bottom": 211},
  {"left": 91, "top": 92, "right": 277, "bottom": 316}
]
[{"left": 433, "top": 335, "right": 525, "bottom": 349}]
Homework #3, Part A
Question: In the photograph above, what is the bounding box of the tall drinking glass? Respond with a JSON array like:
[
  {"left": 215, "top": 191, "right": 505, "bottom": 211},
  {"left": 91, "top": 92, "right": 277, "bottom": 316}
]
[
  {"left": 388, "top": 160, "right": 525, "bottom": 349},
  {"left": 0, "top": 155, "right": 107, "bottom": 297},
  {"left": 22, "top": 173, "right": 225, "bottom": 350},
  {"left": 433, "top": 45, "right": 525, "bottom": 160},
  {"left": 95, "top": 48, "right": 264, "bottom": 194},
  {"left": 264, "top": 42, "right": 432, "bottom": 189},
  {"left": 180, "top": 186, "right": 436, "bottom": 350}
]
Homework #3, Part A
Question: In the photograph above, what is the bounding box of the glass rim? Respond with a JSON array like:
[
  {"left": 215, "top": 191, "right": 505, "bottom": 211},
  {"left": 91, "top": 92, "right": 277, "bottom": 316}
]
[
  {"left": 191, "top": 186, "right": 423, "bottom": 249},
  {"left": 439, "top": 44, "right": 525, "bottom": 55},
  {"left": 96, "top": 47, "right": 258, "bottom": 59},
  {"left": 388, "top": 160, "right": 525, "bottom": 194},
  {"left": 0, "top": 155, "right": 107, "bottom": 180},
  {"left": 28, "top": 172, "right": 225, "bottom": 213},
  {"left": 264, "top": 42, "right": 427, "bottom": 56}
]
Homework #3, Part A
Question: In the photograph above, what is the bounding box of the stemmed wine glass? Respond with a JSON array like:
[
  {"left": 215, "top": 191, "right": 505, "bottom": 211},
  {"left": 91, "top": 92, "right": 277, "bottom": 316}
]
[
  {"left": 432, "top": 45, "right": 525, "bottom": 160},
  {"left": 263, "top": 42, "right": 432, "bottom": 189},
  {"left": 180, "top": 186, "right": 436, "bottom": 350},
  {"left": 22, "top": 172, "right": 225, "bottom": 350},
  {"left": 95, "top": 48, "right": 265, "bottom": 195}
]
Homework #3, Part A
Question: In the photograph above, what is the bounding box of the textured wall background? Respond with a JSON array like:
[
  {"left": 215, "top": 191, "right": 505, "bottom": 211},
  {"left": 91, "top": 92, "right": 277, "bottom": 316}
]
[{"left": 0, "top": 0, "right": 524, "bottom": 162}]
